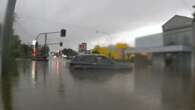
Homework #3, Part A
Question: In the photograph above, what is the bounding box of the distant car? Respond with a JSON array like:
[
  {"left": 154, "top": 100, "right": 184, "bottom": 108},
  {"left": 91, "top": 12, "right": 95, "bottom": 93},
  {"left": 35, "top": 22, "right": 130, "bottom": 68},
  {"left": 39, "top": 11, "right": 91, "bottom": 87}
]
[
  {"left": 69, "top": 54, "right": 131, "bottom": 70},
  {"left": 32, "top": 56, "right": 48, "bottom": 61}
]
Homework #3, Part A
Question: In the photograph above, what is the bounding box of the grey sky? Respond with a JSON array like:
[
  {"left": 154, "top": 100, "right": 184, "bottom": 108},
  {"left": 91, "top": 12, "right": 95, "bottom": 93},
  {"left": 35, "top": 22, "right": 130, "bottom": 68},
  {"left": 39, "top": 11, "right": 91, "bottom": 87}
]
[
  {"left": 12, "top": 0, "right": 195, "bottom": 50},
  {"left": 0, "top": 0, "right": 8, "bottom": 24}
]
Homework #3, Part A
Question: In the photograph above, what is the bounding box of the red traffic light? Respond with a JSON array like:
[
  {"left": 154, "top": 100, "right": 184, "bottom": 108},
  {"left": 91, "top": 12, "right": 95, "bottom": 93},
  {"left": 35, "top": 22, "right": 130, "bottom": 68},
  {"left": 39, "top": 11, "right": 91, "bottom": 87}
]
[{"left": 60, "top": 29, "right": 66, "bottom": 37}]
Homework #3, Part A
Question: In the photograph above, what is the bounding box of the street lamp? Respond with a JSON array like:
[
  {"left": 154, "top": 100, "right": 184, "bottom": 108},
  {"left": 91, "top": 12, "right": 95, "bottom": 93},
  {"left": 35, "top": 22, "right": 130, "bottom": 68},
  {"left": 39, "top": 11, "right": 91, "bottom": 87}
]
[
  {"left": 96, "top": 30, "right": 113, "bottom": 45},
  {"left": 32, "top": 40, "right": 37, "bottom": 57},
  {"left": 32, "top": 40, "right": 37, "bottom": 46},
  {"left": 96, "top": 30, "right": 113, "bottom": 58}
]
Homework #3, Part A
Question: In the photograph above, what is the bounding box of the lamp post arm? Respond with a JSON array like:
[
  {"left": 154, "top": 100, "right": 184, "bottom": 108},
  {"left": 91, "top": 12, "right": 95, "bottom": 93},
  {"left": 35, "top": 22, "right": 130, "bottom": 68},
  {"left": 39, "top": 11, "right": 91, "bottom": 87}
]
[
  {"left": 96, "top": 30, "right": 113, "bottom": 44},
  {"left": 35, "top": 31, "right": 60, "bottom": 40},
  {"left": 35, "top": 33, "right": 42, "bottom": 40}
]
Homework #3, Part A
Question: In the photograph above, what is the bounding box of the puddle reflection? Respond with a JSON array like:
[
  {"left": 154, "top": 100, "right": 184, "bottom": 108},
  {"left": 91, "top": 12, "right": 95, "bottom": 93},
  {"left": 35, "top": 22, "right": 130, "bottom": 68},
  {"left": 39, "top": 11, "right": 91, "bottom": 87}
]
[
  {"left": 135, "top": 64, "right": 195, "bottom": 110},
  {"left": 0, "top": 59, "right": 195, "bottom": 110},
  {"left": 70, "top": 69, "right": 131, "bottom": 83},
  {"left": 1, "top": 60, "right": 19, "bottom": 110},
  {"left": 162, "top": 67, "right": 193, "bottom": 110},
  {"left": 31, "top": 61, "right": 37, "bottom": 85}
]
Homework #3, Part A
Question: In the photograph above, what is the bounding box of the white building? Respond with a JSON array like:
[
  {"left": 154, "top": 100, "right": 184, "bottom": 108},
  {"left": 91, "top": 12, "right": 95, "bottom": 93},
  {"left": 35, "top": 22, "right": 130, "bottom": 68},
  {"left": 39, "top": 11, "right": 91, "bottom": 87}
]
[{"left": 134, "top": 15, "right": 193, "bottom": 69}]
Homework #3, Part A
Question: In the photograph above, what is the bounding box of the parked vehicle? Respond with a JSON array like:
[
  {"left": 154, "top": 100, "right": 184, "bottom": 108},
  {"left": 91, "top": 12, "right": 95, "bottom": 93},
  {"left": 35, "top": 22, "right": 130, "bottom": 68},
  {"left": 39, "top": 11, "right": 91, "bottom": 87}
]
[{"left": 69, "top": 54, "right": 131, "bottom": 70}]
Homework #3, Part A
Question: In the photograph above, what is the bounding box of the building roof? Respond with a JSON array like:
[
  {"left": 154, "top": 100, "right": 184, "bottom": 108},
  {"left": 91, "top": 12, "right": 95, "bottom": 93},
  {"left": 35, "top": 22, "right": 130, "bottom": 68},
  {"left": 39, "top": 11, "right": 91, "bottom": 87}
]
[
  {"left": 133, "top": 45, "right": 192, "bottom": 53},
  {"left": 136, "top": 33, "right": 163, "bottom": 48},
  {"left": 162, "top": 15, "right": 193, "bottom": 32}
]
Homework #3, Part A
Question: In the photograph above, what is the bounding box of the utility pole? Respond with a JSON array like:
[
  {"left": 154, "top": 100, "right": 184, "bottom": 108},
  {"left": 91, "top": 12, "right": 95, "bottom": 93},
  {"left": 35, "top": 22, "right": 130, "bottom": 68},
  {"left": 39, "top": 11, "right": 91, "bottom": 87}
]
[
  {"left": 44, "top": 33, "right": 47, "bottom": 46},
  {"left": 192, "top": 6, "right": 195, "bottom": 71},
  {"left": 2, "top": 0, "right": 17, "bottom": 73},
  {"left": 0, "top": 25, "right": 2, "bottom": 75},
  {"left": 192, "top": 6, "right": 195, "bottom": 109}
]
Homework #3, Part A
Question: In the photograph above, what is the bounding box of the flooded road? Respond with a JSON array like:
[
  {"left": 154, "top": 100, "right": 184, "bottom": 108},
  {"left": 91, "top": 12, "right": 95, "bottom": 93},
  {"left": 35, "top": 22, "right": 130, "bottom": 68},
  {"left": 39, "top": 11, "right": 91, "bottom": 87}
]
[{"left": 0, "top": 58, "right": 194, "bottom": 110}]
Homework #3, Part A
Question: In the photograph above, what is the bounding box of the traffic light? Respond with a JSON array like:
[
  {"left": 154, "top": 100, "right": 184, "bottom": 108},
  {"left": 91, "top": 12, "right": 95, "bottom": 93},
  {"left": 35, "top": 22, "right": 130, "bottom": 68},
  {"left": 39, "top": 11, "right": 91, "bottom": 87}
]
[
  {"left": 35, "top": 42, "right": 38, "bottom": 48},
  {"left": 60, "top": 42, "right": 63, "bottom": 47},
  {"left": 60, "top": 29, "right": 66, "bottom": 37}
]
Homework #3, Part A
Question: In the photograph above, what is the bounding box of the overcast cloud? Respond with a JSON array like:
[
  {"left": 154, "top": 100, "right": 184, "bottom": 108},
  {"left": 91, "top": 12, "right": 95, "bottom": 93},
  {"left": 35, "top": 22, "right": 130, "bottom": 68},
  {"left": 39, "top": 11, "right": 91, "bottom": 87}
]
[{"left": 12, "top": 0, "right": 195, "bottom": 50}]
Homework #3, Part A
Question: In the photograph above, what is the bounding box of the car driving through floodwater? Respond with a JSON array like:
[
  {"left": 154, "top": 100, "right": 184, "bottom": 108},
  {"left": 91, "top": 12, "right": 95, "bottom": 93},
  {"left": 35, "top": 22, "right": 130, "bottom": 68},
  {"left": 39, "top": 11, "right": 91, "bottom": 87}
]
[{"left": 69, "top": 54, "right": 132, "bottom": 70}]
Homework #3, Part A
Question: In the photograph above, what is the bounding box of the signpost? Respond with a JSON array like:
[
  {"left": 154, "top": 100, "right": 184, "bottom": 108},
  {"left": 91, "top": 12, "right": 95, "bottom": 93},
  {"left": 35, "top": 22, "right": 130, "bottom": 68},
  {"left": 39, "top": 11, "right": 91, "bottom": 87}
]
[{"left": 79, "top": 43, "right": 87, "bottom": 54}]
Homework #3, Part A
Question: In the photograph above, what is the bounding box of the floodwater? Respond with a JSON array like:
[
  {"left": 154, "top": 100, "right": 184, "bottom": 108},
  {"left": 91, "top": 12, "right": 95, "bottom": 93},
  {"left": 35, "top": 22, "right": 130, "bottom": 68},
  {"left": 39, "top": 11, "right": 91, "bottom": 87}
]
[{"left": 0, "top": 58, "right": 195, "bottom": 110}]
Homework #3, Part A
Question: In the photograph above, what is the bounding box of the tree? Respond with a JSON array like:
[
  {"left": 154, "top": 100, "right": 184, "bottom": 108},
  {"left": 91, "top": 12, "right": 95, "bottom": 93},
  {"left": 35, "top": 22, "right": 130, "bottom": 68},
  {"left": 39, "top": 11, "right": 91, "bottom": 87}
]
[
  {"left": 116, "top": 43, "right": 129, "bottom": 49},
  {"left": 91, "top": 43, "right": 134, "bottom": 61},
  {"left": 10, "top": 35, "right": 22, "bottom": 58},
  {"left": 20, "top": 44, "right": 32, "bottom": 58},
  {"left": 92, "top": 45, "right": 101, "bottom": 54},
  {"left": 62, "top": 48, "right": 78, "bottom": 57},
  {"left": 0, "top": 24, "right": 2, "bottom": 46},
  {"left": 116, "top": 43, "right": 129, "bottom": 60}
]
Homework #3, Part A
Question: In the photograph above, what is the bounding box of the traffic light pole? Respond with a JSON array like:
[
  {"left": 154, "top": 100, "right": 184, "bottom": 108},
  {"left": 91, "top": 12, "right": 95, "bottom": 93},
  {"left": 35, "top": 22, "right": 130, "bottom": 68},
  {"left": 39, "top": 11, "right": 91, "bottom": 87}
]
[
  {"left": 35, "top": 29, "right": 66, "bottom": 47},
  {"left": 44, "top": 33, "right": 47, "bottom": 47},
  {"left": 35, "top": 31, "right": 60, "bottom": 40},
  {"left": 47, "top": 42, "right": 62, "bottom": 46},
  {"left": 32, "top": 29, "right": 66, "bottom": 61}
]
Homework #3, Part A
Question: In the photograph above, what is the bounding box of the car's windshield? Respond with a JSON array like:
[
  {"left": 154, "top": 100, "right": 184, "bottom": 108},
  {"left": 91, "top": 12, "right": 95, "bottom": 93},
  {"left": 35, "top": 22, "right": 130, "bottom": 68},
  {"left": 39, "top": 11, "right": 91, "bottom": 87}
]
[
  {"left": 96, "top": 56, "right": 114, "bottom": 64},
  {"left": 0, "top": 1, "right": 195, "bottom": 110}
]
